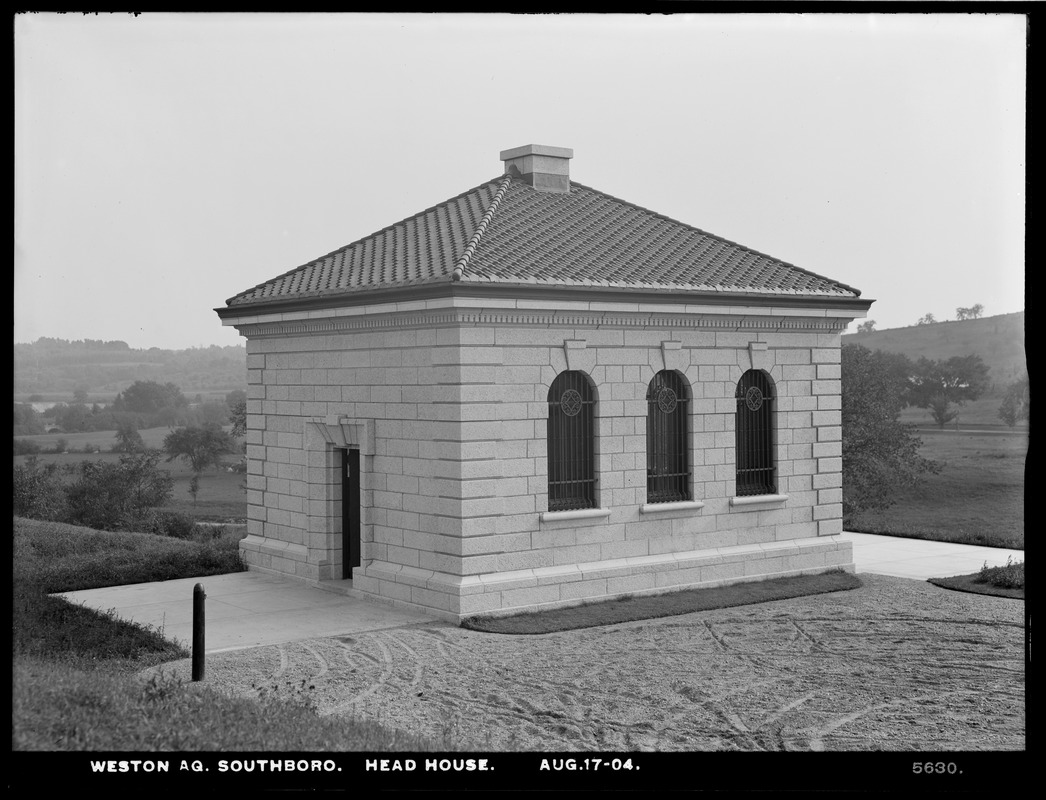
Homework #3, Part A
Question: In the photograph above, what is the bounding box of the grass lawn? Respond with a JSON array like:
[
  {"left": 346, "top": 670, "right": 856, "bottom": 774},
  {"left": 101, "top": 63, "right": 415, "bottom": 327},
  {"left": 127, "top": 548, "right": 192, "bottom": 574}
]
[
  {"left": 848, "top": 430, "right": 1025, "bottom": 550},
  {"left": 928, "top": 557, "right": 1025, "bottom": 600},
  {"left": 464, "top": 571, "right": 865, "bottom": 634},
  {"left": 12, "top": 517, "right": 450, "bottom": 751},
  {"left": 897, "top": 394, "right": 1030, "bottom": 429},
  {"left": 16, "top": 425, "right": 179, "bottom": 451}
]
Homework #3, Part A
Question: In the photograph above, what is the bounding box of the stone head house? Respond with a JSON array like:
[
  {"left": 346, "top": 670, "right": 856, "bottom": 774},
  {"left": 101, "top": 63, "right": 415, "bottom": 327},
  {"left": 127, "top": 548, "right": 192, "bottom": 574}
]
[{"left": 216, "top": 144, "right": 873, "bottom": 622}]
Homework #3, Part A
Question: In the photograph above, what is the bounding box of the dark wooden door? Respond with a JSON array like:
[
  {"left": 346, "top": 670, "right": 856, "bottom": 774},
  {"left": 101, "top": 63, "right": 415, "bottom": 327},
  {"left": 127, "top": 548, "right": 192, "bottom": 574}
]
[{"left": 342, "top": 448, "right": 361, "bottom": 579}]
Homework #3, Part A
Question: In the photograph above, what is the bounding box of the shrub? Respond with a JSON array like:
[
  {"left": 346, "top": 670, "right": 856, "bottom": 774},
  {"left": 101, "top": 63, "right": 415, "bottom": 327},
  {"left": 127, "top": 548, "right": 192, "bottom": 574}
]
[
  {"left": 13, "top": 438, "right": 42, "bottom": 456},
  {"left": 978, "top": 557, "right": 1024, "bottom": 590},
  {"left": 12, "top": 456, "right": 67, "bottom": 521},
  {"left": 998, "top": 376, "right": 1030, "bottom": 428},
  {"left": 64, "top": 453, "right": 174, "bottom": 531},
  {"left": 121, "top": 509, "right": 200, "bottom": 540}
]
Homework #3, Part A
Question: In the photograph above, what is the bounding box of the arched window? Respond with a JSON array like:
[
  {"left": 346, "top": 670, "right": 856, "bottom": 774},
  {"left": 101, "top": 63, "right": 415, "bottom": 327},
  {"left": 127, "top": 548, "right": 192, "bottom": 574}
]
[
  {"left": 735, "top": 370, "right": 776, "bottom": 496},
  {"left": 547, "top": 371, "right": 596, "bottom": 511},
  {"left": 646, "top": 370, "right": 691, "bottom": 503}
]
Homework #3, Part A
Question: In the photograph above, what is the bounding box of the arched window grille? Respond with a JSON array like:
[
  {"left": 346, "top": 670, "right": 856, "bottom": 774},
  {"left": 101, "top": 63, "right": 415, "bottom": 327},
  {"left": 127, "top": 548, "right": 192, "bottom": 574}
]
[
  {"left": 735, "top": 369, "right": 776, "bottom": 497},
  {"left": 547, "top": 371, "right": 597, "bottom": 511},
  {"left": 646, "top": 370, "right": 691, "bottom": 503}
]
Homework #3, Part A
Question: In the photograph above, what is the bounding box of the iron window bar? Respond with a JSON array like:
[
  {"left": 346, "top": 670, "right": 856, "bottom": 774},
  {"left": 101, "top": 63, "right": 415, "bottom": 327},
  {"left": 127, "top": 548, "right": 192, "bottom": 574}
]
[
  {"left": 735, "top": 369, "right": 776, "bottom": 497},
  {"left": 646, "top": 370, "right": 692, "bottom": 503},
  {"left": 547, "top": 370, "right": 597, "bottom": 512}
]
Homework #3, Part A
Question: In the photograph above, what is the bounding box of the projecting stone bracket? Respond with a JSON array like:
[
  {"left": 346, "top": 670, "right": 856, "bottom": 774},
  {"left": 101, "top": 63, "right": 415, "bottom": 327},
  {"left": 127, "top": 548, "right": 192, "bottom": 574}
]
[{"left": 317, "top": 416, "right": 376, "bottom": 456}]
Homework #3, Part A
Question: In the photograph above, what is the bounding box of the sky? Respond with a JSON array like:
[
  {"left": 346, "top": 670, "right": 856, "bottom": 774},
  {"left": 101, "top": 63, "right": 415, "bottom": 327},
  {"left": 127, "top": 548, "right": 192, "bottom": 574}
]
[{"left": 15, "top": 12, "right": 1027, "bottom": 351}]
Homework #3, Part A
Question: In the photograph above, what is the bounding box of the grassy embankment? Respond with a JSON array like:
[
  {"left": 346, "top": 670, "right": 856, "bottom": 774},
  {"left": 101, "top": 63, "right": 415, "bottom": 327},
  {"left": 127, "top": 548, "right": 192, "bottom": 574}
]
[
  {"left": 12, "top": 517, "right": 452, "bottom": 751},
  {"left": 847, "top": 430, "right": 1025, "bottom": 550}
]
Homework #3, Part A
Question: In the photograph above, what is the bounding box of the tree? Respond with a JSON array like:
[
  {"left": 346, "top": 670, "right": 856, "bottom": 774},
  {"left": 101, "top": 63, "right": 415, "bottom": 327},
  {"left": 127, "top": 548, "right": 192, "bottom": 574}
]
[
  {"left": 856, "top": 320, "right": 876, "bottom": 333},
  {"left": 841, "top": 345, "right": 940, "bottom": 525},
  {"left": 916, "top": 313, "right": 937, "bottom": 325},
  {"left": 13, "top": 403, "right": 45, "bottom": 436},
  {"left": 998, "top": 376, "right": 1029, "bottom": 427},
  {"left": 229, "top": 398, "right": 247, "bottom": 438},
  {"left": 927, "top": 394, "right": 958, "bottom": 429},
  {"left": 118, "top": 381, "right": 187, "bottom": 415},
  {"left": 908, "top": 354, "right": 991, "bottom": 429},
  {"left": 112, "top": 418, "right": 145, "bottom": 453},
  {"left": 13, "top": 455, "right": 67, "bottom": 520},
  {"left": 196, "top": 401, "right": 231, "bottom": 428},
  {"left": 163, "top": 424, "right": 235, "bottom": 473},
  {"left": 65, "top": 453, "right": 174, "bottom": 530},
  {"left": 73, "top": 387, "right": 89, "bottom": 403},
  {"left": 187, "top": 474, "right": 201, "bottom": 511},
  {"left": 956, "top": 304, "right": 984, "bottom": 321},
  {"left": 54, "top": 402, "right": 91, "bottom": 433}
]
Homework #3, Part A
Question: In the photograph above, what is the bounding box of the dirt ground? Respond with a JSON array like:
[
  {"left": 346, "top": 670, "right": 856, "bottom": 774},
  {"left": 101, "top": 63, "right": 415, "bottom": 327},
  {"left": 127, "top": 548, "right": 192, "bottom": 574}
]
[{"left": 146, "top": 574, "right": 1026, "bottom": 752}]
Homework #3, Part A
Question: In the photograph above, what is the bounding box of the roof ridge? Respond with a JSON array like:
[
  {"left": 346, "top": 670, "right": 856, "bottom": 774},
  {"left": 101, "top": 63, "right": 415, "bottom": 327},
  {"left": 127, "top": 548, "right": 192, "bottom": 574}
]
[
  {"left": 224, "top": 176, "right": 507, "bottom": 305},
  {"left": 568, "top": 180, "right": 863, "bottom": 298},
  {"left": 451, "top": 174, "right": 514, "bottom": 282}
]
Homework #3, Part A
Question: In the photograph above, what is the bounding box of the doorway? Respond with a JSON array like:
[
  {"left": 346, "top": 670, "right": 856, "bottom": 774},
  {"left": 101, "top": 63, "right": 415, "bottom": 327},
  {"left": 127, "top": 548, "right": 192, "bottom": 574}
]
[{"left": 340, "top": 447, "right": 361, "bottom": 579}]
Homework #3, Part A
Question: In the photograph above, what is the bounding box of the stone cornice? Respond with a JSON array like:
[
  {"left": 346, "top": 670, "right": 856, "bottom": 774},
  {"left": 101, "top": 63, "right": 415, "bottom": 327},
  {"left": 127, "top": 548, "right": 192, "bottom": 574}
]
[
  {"left": 217, "top": 280, "right": 873, "bottom": 321},
  {"left": 229, "top": 307, "right": 853, "bottom": 339}
]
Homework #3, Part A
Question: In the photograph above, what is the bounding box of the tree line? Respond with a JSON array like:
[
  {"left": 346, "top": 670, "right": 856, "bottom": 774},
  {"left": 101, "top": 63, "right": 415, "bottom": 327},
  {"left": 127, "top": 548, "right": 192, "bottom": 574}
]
[
  {"left": 855, "top": 303, "right": 986, "bottom": 333},
  {"left": 13, "top": 337, "right": 245, "bottom": 396},
  {"left": 14, "top": 380, "right": 247, "bottom": 438}
]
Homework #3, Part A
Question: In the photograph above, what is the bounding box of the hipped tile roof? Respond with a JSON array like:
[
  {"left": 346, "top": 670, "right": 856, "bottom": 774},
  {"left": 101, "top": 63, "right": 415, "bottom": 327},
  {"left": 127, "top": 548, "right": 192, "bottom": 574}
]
[{"left": 226, "top": 175, "right": 861, "bottom": 307}]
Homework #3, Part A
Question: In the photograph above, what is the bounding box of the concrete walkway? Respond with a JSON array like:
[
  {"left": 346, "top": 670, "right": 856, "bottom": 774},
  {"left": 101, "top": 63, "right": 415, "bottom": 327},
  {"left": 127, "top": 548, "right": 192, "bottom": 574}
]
[
  {"left": 840, "top": 531, "right": 1023, "bottom": 582},
  {"left": 56, "top": 533, "right": 1024, "bottom": 653},
  {"left": 57, "top": 571, "right": 436, "bottom": 654}
]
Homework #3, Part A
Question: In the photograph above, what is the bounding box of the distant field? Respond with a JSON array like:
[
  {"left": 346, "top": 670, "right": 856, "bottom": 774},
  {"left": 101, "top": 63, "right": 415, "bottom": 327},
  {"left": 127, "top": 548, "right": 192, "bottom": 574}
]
[
  {"left": 14, "top": 427, "right": 246, "bottom": 521},
  {"left": 13, "top": 388, "right": 242, "bottom": 405},
  {"left": 897, "top": 395, "right": 1029, "bottom": 429},
  {"left": 14, "top": 426, "right": 175, "bottom": 451},
  {"left": 848, "top": 430, "right": 1026, "bottom": 549}
]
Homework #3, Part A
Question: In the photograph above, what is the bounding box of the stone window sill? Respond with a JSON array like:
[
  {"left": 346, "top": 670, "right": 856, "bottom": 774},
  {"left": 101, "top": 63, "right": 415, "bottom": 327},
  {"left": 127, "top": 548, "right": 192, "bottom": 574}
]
[
  {"left": 639, "top": 500, "right": 705, "bottom": 514},
  {"left": 540, "top": 508, "right": 612, "bottom": 523},
  {"left": 729, "top": 494, "right": 789, "bottom": 508}
]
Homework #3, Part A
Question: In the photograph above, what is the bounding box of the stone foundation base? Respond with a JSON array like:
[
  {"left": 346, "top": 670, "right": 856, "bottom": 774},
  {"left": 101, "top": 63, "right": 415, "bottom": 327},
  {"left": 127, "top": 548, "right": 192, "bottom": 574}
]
[
  {"left": 240, "top": 534, "right": 335, "bottom": 581},
  {"left": 348, "top": 536, "right": 855, "bottom": 623}
]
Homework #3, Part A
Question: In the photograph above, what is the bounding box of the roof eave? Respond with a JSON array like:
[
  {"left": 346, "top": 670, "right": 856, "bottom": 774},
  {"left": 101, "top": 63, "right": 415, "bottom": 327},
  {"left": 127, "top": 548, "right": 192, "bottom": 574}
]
[{"left": 215, "top": 280, "right": 873, "bottom": 322}]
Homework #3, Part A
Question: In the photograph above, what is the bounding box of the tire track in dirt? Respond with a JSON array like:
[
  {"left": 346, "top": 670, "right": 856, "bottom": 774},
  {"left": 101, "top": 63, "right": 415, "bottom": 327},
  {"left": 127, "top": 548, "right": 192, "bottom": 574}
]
[
  {"left": 271, "top": 642, "right": 289, "bottom": 679},
  {"left": 324, "top": 635, "right": 394, "bottom": 715},
  {"left": 300, "top": 642, "right": 329, "bottom": 680},
  {"left": 381, "top": 631, "right": 424, "bottom": 692},
  {"left": 143, "top": 575, "right": 1023, "bottom": 752}
]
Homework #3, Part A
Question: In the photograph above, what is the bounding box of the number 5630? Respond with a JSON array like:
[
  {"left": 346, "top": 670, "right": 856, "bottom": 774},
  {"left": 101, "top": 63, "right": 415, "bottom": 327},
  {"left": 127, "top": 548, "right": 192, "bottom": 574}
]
[{"left": 912, "top": 762, "right": 959, "bottom": 775}]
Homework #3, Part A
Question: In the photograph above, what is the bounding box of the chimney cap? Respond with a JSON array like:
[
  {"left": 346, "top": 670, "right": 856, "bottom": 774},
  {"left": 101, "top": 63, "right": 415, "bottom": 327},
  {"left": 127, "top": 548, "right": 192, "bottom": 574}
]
[
  {"left": 499, "top": 144, "right": 574, "bottom": 161},
  {"left": 501, "top": 144, "right": 573, "bottom": 193}
]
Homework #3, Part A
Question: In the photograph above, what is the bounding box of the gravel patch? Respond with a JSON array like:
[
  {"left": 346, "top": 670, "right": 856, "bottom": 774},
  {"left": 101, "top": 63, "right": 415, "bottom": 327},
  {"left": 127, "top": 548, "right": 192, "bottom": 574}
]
[{"left": 142, "top": 574, "right": 1026, "bottom": 751}]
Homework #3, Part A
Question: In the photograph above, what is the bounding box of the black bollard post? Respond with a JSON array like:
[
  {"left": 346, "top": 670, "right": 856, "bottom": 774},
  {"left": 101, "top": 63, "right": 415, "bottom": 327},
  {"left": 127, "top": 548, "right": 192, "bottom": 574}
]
[{"left": 192, "top": 583, "right": 206, "bottom": 681}]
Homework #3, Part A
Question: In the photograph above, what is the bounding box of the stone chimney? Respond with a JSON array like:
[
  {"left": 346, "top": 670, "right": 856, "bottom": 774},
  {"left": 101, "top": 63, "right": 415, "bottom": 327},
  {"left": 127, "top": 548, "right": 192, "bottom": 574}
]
[{"left": 500, "top": 144, "right": 573, "bottom": 193}]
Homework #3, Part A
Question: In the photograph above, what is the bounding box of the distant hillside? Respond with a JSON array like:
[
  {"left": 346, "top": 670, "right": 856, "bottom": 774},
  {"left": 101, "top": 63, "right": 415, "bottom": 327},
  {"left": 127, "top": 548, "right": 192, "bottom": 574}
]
[
  {"left": 843, "top": 312, "right": 1027, "bottom": 389},
  {"left": 13, "top": 338, "right": 247, "bottom": 401}
]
